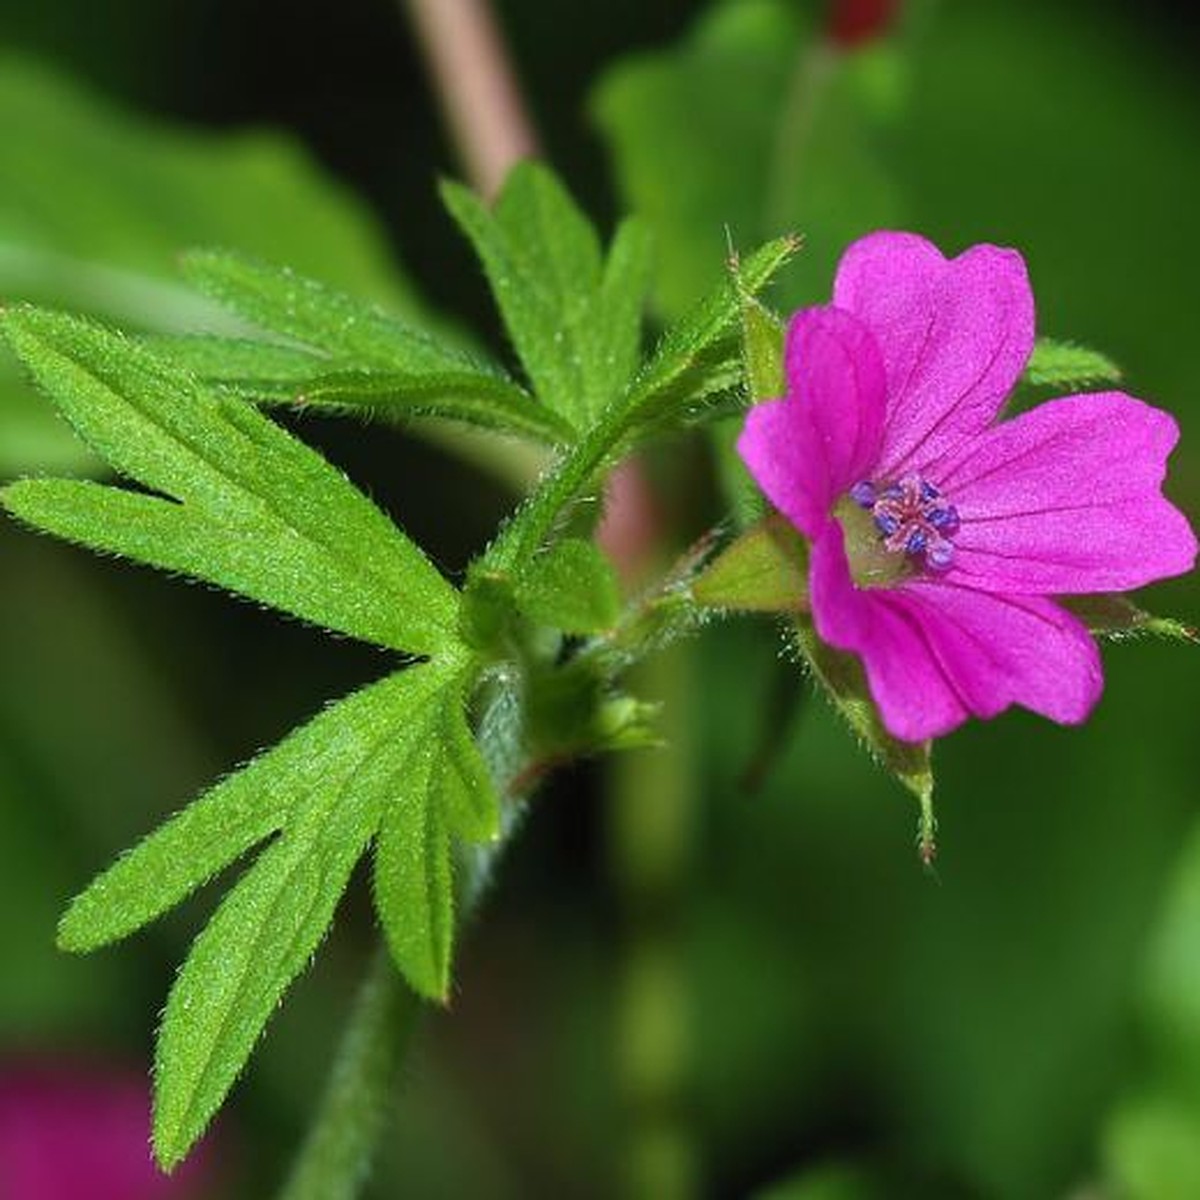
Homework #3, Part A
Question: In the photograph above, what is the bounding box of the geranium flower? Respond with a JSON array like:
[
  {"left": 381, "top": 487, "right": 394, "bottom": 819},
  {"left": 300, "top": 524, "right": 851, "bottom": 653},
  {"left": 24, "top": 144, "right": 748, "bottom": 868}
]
[{"left": 737, "top": 231, "right": 1197, "bottom": 742}]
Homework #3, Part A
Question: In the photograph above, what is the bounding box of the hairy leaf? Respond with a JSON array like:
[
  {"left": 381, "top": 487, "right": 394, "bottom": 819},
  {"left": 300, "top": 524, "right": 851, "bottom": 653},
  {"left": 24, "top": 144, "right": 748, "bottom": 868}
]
[
  {"left": 484, "top": 234, "right": 796, "bottom": 571},
  {"left": 144, "top": 334, "right": 572, "bottom": 444},
  {"left": 442, "top": 163, "right": 651, "bottom": 427},
  {"left": 151, "top": 657, "right": 496, "bottom": 1168},
  {"left": 58, "top": 673, "right": 418, "bottom": 953},
  {"left": 1, "top": 308, "right": 457, "bottom": 651}
]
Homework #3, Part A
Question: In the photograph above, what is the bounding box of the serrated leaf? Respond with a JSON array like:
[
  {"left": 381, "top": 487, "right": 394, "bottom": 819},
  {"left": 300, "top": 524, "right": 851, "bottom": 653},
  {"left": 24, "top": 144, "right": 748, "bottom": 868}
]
[
  {"left": 514, "top": 537, "right": 622, "bottom": 634},
  {"left": 58, "top": 673, "right": 418, "bottom": 953},
  {"left": 794, "top": 617, "right": 935, "bottom": 858},
  {"left": 484, "top": 235, "right": 798, "bottom": 573},
  {"left": 1063, "top": 594, "right": 1198, "bottom": 643},
  {"left": 693, "top": 515, "right": 808, "bottom": 613},
  {"left": 1023, "top": 337, "right": 1122, "bottom": 389},
  {"left": 143, "top": 334, "right": 572, "bottom": 444},
  {"left": 152, "top": 657, "right": 495, "bottom": 1168},
  {"left": 181, "top": 250, "right": 460, "bottom": 369},
  {"left": 442, "top": 163, "right": 651, "bottom": 427},
  {"left": 1, "top": 308, "right": 457, "bottom": 651},
  {"left": 623, "top": 233, "right": 799, "bottom": 435}
]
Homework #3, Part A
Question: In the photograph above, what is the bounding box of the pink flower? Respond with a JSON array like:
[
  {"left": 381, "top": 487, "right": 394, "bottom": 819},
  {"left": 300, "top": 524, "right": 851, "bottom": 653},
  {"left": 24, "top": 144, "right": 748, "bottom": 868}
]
[
  {"left": 738, "top": 231, "right": 1197, "bottom": 742},
  {"left": 0, "top": 1059, "right": 216, "bottom": 1200}
]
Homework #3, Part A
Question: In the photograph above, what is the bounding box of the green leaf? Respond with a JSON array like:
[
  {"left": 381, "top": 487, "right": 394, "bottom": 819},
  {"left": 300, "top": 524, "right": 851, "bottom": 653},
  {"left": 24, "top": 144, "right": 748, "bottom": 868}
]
[
  {"left": 1063, "top": 594, "right": 1198, "bottom": 644},
  {"left": 181, "top": 250, "right": 457, "bottom": 368},
  {"left": 794, "top": 619, "right": 936, "bottom": 861},
  {"left": 0, "top": 55, "right": 416, "bottom": 317},
  {"left": 58, "top": 673, "right": 418, "bottom": 953},
  {"left": 170, "top": 254, "right": 570, "bottom": 443},
  {"left": 374, "top": 670, "right": 499, "bottom": 1000},
  {"left": 623, "top": 233, "right": 799, "bottom": 435},
  {"left": 692, "top": 515, "right": 808, "bottom": 613},
  {"left": 483, "top": 234, "right": 796, "bottom": 573},
  {"left": 143, "top": 334, "right": 573, "bottom": 444},
  {"left": 514, "top": 537, "right": 622, "bottom": 634},
  {"left": 1, "top": 308, "right": 457, "bottom": 652},
  {"left": 1023, "top": 337, "right": 1122, "bottom": 389},
  {"left": 442, "top": 163, "right": 651, "bottom": 427},
  {"left": 151, "top": 657, "right": 495, "bottom": 1168},
  {"left": 594, "top": 0, "right": 906, "bottom": 318}
]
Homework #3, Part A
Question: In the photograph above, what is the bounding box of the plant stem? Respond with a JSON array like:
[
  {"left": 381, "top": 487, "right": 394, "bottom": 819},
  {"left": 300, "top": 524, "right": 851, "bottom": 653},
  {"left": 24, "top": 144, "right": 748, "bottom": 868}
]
[
  {"left": 278, "top": 944, "right": 418, "bottom": 1200},
  {"left": 400, "top": 0, "right": 538, "bottom": 199},
  {"left": 609, "top": 642, "right": 699, "bottom": 1200}
]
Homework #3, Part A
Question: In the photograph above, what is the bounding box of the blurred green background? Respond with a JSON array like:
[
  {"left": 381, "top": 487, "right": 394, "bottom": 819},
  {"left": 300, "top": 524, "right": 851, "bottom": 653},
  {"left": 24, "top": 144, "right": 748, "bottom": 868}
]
[{"left": 1, "top": 1, "right": 1198, "bottom": 1197}]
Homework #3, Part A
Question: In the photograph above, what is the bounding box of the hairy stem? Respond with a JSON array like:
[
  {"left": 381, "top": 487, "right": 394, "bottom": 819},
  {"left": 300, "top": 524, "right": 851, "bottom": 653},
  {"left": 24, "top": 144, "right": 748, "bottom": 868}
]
[
  {"left": 278, "top": 945, "right": 418, "bottom": 1200},
  {"left": 609, "top": 643, "right": 699, "bottom": 1200}
]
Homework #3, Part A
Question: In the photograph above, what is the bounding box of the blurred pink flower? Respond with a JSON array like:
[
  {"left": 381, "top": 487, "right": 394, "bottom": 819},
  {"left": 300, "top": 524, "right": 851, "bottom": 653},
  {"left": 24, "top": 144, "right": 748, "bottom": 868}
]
[
  {"left": 827, "top": 0, "right": 901, "bottom": 48},
  {"left": 0, "top": 1059, "right": 214, "bottom": 1200},
  {"left": 738, "top": 231, "right": 1197, "bottom": 742}
]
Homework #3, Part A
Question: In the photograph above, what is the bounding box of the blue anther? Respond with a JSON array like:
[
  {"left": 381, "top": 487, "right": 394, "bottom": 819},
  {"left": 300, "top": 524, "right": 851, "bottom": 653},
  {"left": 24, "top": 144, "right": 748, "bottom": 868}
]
[
  {"left": 928, "top": 505, "right": 960, "bottom": 536},
  {"left": 926, "top": 540, "right": 955, "bottom": 571},
  {"left": 849, "top": 480, "right": 877, "bottom": 508},
  {"left": 920, "top": 480, "right": 941, "bottom": 502},
  {"left": 905, "top": 528, "right": 928, "bottom": 554},
  {"left": 874, "top": 512, "right": 900, "bottom": 536}
]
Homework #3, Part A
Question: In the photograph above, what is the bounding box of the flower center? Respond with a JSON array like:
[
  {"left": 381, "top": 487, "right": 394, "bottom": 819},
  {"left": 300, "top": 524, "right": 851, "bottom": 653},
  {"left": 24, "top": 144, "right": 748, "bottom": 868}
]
[{"left": 835, "top": 473, "right": 959, "bottom": 587}]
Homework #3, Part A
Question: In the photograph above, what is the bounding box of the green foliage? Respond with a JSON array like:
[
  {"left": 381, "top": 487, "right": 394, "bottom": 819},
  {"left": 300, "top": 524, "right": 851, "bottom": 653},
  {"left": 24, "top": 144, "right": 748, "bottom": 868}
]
[
  {"left": 172, "top": 253, "right": 572, "bottom": 443},
  {"left": 513, "top": 537, "right": 622, "bottom": 634},
  {"left": 484, "top": 233, "right": 798, "bottom": 572},
  {"left": 150, "top": 658, "right": 491, "bottom": 1169},
  {"left": 442, "top": 162, "right": 652, "bottom": 430},
  {"left": 692, "top": 515, "right": 808, "bottom": 614},
  {"left": 1, "top": 308, "right": 457, "bottom": 651},
  {"left": 594, "top": 0, "right": 906, "bottom": 318},
  {"left": 1023, "top": 337, "right": 1123, "bottom": 390}
]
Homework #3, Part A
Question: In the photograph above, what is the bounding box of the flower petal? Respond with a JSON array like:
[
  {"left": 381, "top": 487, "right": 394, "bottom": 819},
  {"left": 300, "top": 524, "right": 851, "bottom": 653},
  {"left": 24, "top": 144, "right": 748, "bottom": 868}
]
[
  {"left": 738, "top": 306, "right": 885, "bottom": 538},
  {"left": 810, "top": 523, "right": 1103, "bottom": 741},
  {"left": 940, "top": 392, "right": 1198, "bottom": 593},
  {"left": 892, "top": 580, "right": 1103, "bottom": 728},
  {"left": 809, "top": 522, "right": 968, "bottom": 741},
  {"left": 833, "top": 231, "right": 1035, "bottom": 479}
]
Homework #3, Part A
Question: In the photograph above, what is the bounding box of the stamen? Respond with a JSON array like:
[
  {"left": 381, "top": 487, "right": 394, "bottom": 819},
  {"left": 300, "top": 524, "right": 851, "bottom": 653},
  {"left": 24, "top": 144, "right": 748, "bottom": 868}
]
[{"left": 846, "top": 471, "right": 960, "bottom": 576}]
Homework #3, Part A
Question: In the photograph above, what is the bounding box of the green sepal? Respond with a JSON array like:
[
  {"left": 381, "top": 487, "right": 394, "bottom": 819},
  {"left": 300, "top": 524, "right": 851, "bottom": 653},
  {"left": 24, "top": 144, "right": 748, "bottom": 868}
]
[
  {"left": 692, "top": 515, "right": 808, "bottom": 613},
  {"left": 1063, "top": 594, "right": 1198, "bottom": 643}
]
